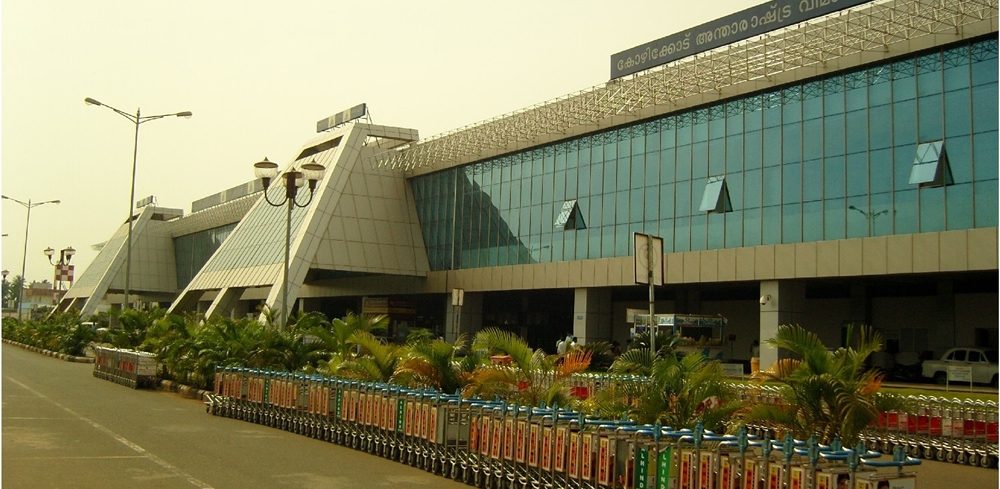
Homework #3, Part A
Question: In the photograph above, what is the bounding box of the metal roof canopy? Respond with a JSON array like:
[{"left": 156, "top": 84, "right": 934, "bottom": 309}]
[{"left": 366, "top": 0, "right": 997, "bottom": 173}]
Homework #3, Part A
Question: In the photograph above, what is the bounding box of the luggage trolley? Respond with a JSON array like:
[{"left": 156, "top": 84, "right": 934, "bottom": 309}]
[{"left": 853, "top": 444, "right": 921, "bottom": 489}]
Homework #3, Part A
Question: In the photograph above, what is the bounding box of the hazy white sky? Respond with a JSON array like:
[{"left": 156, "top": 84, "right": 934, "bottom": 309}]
[{"left": 2, "top": 0, "right": 756, "bottom": 284}]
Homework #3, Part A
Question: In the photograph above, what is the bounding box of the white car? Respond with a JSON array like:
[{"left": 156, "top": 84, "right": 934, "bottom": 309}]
[{"left": 921, "top": 347, "right": 999, "bottom": 386}]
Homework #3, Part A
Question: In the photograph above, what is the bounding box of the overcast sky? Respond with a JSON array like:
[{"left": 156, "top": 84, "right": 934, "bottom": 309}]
[{"left": 2, "top": 0, "right": 756, "bottom": 284}]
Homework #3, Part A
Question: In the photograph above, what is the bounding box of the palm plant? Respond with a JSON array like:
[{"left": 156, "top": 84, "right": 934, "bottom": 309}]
[
  {"left": 463, "top": 327, "right": 591, "bottom": 408},
  {"left": 741, "top": 324, "right": 906, "bottom": 446},
  {"left": 394, "top": 334, "right": 483, "bottom": 393},
  {"left": 591, "top": 351, "right": 739, "bottom": 432},
  {"left": 335, "top": 330, "right": 405, "bottom": 382}
]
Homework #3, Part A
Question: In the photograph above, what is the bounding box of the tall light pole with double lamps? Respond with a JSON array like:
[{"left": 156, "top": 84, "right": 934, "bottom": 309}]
[
  {"left": 1, "top": 195, "right": 60, "bottom": 321},
  {"left": 253, "top": 158, "right": 326, "bottom": 329},
  {"left": 44, "top": 246, "right": 76, "bottom": 305},
  {"left": 84, "top": 97, "right": 191, "bottom": 311}
]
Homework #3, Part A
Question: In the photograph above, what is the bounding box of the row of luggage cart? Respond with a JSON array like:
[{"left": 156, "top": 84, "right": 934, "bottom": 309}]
[
  {"left": 206, "top": 367, "right": 921, "bottom": 489},
  {"left": 736, "top": 384, "right": 999, "bottom": 468},
  {"left": 866, "top": 396, "right": 998, "bottom": 468},
  {"left": 92, "top": 346, "right": 158, "bottom": 389}
]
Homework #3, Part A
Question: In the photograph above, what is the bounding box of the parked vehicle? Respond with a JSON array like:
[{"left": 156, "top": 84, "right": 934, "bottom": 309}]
[{"left": 921, "top": 347, "right": 999, "bottom": 386}]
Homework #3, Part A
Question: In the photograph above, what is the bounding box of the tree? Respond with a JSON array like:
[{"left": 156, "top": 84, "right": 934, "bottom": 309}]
[
  {"left": 2, "top": 275, "right": 23, "bottom": 310},
  {"left": 393, "top": 334, "right": 483, "bottom": 394},
  {"left": 740, "top": 324, "right": 907, "bottom": 446}
]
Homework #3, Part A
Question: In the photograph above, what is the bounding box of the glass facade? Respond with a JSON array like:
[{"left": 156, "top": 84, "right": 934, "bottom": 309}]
[
  {"left": 412, "top": 37, "right": 998, "bottom": 272},
  {"left": 174, "top": 223, "right": 237, "bottom": 288}
]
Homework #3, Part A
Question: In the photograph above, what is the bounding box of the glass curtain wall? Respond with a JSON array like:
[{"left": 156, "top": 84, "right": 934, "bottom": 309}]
[{"left": 412, "top": 37, "right": 998, "bottom": 272}]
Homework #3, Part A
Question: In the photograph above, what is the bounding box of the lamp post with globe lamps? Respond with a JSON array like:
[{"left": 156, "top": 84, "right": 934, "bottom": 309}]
[
  {"left": 44, "top": 246, "right": 76, "bottom": 305},
  {"left": 253, "top": 157, "right": 326, "bottom": 329}
]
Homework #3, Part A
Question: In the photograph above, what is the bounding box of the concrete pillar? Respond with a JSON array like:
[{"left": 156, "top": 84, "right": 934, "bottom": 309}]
[
  {"left": 759, "top": 280, "right": 806, "bottom": 371},
  {"left": 445, "top": 292, "right": 483, "bottom": 343},
  {"left": 573, "top": 287, "right": 612, "bottom": 345},
  {"left": 205, "top": 287, "right": 243, "bottom": 320}
]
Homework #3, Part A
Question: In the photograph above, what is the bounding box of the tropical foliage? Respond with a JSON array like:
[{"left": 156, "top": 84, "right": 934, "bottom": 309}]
[
  {"left": 740, "top": 323, "right": 907, "bottom": 446},
  {"left": 589, "top": 349, "right": 739, "bottom": 432},
  {"left": 5, "top": 309, "right": 905, "bottom": 441}
]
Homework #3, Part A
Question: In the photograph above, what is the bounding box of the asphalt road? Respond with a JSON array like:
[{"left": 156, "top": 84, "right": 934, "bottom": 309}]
[
  {"left": 2, "top": 343, "right": 470, "bottom": 489},
  {"left": 4, "top": 343, "right": 998, "bottom": 488}
]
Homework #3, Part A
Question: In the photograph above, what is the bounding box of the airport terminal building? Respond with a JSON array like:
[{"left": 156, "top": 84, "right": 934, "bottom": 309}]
[{"left": 61, "top": 0, "right": 998, "bottom": 370}]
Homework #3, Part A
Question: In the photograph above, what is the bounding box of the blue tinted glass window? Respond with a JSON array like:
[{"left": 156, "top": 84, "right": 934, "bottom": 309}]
[
  {"left": 692, "top": 141, "right": 709, "bottom": 179},
  {"left": 846, "top": 153, "right": 869, "bottom": 197},
  {"left": 972, "top": 83, "right": 999, "bottom": 132},
  {"left": 893, "top": 99, "right": 917, "bottom": 146},
  {"left": 727, "top": 174, "right": 744, "bottom": 211},
  {"left": 869, "top": 192, "right": 893, "bottom": 236},
  {"left": 944, "top": 88, "right": 971, "bottom": 137},
  {"left": 870, "top": 148, "right": 893, "bottom": 194},
  {"left": 661, "top": 149, "right": 675, "bottom": 183},
  {"left": 645, "top": 186, "right": 660, "bottom": 222},
  {"left": 725, "top": 210, "right": 743, "bottom": 248},
  {"left": 918, "top": 94, "right": 944, "bottom": 142},
  {"left": 803, "top": 118, "right": 824, "bottom": 160},
  {"left": 745, "top": 131, "right": 762, "bottom": 169},
  {"left": 763, "top": 127, "right": 781, "bottom": 166},
  {"left": 946, "top": 183, "right": 973, "bottom": 230},
  {"left": 604, "top": 192, "right": 618, "bottom": 227},
  {"left": 646, "top": 151, "right": 661, "bottom": 183},
  {"left": 869, "top": 105, "right": 892, "bottom": 150},
  {"left": 630, "top": 189, "right": 644, "bottom": 223},
  {"left": 894, "top": 189, "right": 918, "bottom": 234},
  {"left": 783, "top": 162, "right": 801, "bottom": 204},
  {"left": 803, "top": 201, "right": 823, "bottom": 242},
  {"left": 783, "top": 122, "right": 802, "bottom": 164},
  {"left": 919, "top": 187, "right": 945, "bottom": 232},
  {"left": 658, "top": 219, "right": 674, "bottom": 252},
  {"left": 974, "top": 180, "right": 999, "bottom": 227},
  {"left": 762, "top": 205, "right": 781, "bottom": 245},
  {"left": 726, "top": 135, "right": 743, "bottom": 173},
  {"left": 589, "top": 195, "right": 603, "bottom": 228},
  {"left": 825, "top": 114, "right": 846, "bottom": 156},
  {"left": 743, "top": 207, "right": 761, "bottom": 246},
  {"left": 676, "top": 145, "right": 692, "bottom": 181},
  {"left": 948, "top": 135, "right": 973, "bottom": 183},
  {"left": 846, "top": 197, "right": 870, "bottom": 238},
  {"left": 763, "top": 167, "right": 782, "bottom": 206},
  {"left": 782, "top": 203, "right": 802, "bottom": 243},
  {"left": 803, "top": 159, "right": 823, "bottom": 201},
  {"left": 710, "top": 138, "right": 726, "bottom": 175},
  {"left": 676, "top": 181, "right": 691, "bottom": 216},
  {"left": 615, "top": 159, "right": 629, "bottom": 192},
  {"left": 615, "top": 224, "right": 631, "bottom": 256},
  {"left": 674, "top": 216, "right": 690, "bottom": 252},
  {"left": 744, "top": 169, "right": 762, "bottom": 209},
  {"left": 917, "top": 52, "right": 944, "bottom": 96},
  {"left": 727, "top": 101, "right": 744, "bottom": 135},
  {"left": 893, "top": 144, "right": 917, "bottom": 189},
  {"left": 690, "top": 214, "right": 707, "bottom": 251},
  {"left": 824, "top": 157, "right": 846, "bottom": 199},
  {"left": 660, "top": 183, "right": 675, "bottom": 219},
  {"left": 601, "top": 227, "right": 615, "bottom": 258},
  {"left": 824, "top": 198, "right": 846, "bottom": 240},
  {"left": 628, "top": 154, "right": 646, "bottom": 189},
  {"left": 973, "top": 131, "right": 998, "bottom": 180},
  {"left": 846, "top": 110, "right": 868, "bottom": 154}
]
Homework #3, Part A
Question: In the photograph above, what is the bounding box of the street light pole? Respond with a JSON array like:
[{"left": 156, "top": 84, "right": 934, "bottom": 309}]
[
  {"left": 84, "top": 98, "right": 191, "bottom": 311},
  {"left": 253, "top": 157, "right": 326, "bottom": 329},
  {"left": 2, "top": 195, "right": 60, "bottom": 321},
  {"left": 849, "top": 205, "right": 891, "bottom": 236}
]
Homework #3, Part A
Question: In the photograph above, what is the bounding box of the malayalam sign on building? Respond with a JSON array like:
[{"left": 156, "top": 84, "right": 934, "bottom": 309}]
[{"left": 610, "top": 0, "right": 873, "bottom": 79}]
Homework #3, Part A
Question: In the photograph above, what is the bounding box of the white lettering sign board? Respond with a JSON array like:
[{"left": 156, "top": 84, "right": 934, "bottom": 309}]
[
  {"left": 947, "top": 365, "right": 973, "bottom": 382},
  {"left": 722, "top": 363, "right": 745, "bottom": 378}
]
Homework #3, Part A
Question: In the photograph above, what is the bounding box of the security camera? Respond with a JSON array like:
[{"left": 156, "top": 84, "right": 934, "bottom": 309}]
[{"left": 759, "top": 295, "right": 771, "bottom": 306}]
